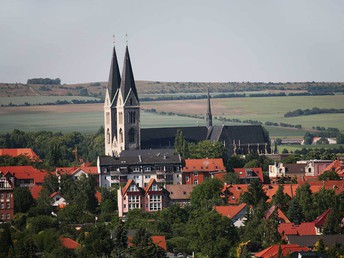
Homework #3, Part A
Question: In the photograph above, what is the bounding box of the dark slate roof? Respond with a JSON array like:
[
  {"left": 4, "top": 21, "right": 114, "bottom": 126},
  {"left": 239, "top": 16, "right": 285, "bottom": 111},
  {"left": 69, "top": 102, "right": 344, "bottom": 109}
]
[
  {"left": 287, "top": 235, "right": 344, "bottom": 248},
  {"left": 285, "top": 164, "right": 306, "bottom": 174},
  {"left": 141, "top": 127, "right": 208, "bottom": 149},
  {"left": 99, "top": 149, "right": 181, "bottom": 166},
  {"left": 120, "top": 46, "right": 139, "bottom": 102},
  {"left": 108, "top": 45, "right": 121, "bottom": 103},
  {"left": 216, "top": 125, "right": 268, "bottom": 145}
]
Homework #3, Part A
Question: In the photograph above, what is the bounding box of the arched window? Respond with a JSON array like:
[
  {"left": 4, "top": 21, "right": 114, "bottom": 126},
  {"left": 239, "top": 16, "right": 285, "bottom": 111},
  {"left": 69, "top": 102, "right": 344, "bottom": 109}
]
[
  {"left": 106, "top": 128, "right": 110, "bottom": 144},
  {"left": 119, "top": 129, "right": 123, "bottom": 143},
  {"left": 119, "top": 112, "right": 123, "bottom": 124},
  {"left": 129, "top": 128, "right": 135, "bottom": 143}
]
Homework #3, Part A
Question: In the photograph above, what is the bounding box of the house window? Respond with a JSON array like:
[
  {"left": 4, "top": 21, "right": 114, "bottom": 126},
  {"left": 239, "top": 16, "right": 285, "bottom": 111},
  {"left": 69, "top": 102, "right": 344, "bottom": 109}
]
[
  {"left": 149, "top": 194, "right": 161, "bottom": 211},
  {"left": 128, "top": 195, "right": 140, "bottom": 210},
  {"left": 1, "top": 203, "right": 4, "bottom": 209},
  {"left": 111, "top": 176, "right": 119, "bottom": 180},
  {"left": 132, "top": 167, "right": 140, "bottom": 172},
  {"left": 106, "top": 128, "right": 110, "bottom": 144},
  {"left": 144, "top": 167, "right": 151, "bottom": 172},
  {"left": 6, "top": 213, "right": 10, "bottom": 219},
  {"left": 1, "top": 214, "right": 4, "bottom": 220},
  {"left": 119, "top": 129, "right": 123, "bottom": 143},
  {"left": 145, "top": 175, "right": 151, "bottom": 179},
  {"left": 119, "top": 112, "right": 123, "bottom": 124},
  {"left": 194, "top": 180, "right": 198, "bottom": 185},
  {"left": 151, "top": 184, "right": 159, "bottom": 191},
  {"left": 6, "top": 203, "right": 10, "bottom": 209},
  {"left": 194, "top": 171, "right": 198, "bottom": 176},
  {"left": 186, "top": 176, "right": 189, "bottom": 182},
  {"left": 0, "top": 193, "right": 4, "bottom": 199},
  {"left": 129, "top": 185, "right": 137, "bottom": 191}
]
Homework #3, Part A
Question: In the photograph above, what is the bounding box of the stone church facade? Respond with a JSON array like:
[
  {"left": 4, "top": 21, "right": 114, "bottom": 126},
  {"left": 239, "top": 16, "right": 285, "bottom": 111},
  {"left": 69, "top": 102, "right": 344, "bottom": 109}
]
[{"left": 104, "top": 44, "right": 270, "bottom": 157}]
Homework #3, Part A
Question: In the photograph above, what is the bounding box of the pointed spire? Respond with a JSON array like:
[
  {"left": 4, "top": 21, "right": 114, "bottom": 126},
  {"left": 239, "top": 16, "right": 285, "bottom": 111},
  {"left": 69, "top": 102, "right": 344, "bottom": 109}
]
[
  {"left": 206, "top": 88, "right": 213, "bottom": 127},
  {"left": 108, "top": 43, "right": 121, "bottom": 102},
  {"left": 120, "top": 46, "right": 139, "bottom": 102}
]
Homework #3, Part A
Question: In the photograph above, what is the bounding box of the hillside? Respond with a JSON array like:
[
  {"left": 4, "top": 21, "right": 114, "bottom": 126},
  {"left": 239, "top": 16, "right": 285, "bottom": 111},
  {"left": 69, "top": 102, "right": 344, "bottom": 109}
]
[{"left": 1, "top": 81, "right": 343, "bottom": 98}]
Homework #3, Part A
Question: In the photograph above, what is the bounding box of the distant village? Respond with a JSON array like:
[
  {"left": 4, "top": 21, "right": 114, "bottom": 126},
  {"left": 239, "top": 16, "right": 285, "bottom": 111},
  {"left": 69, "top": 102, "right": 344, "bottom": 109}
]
[{"left": 0, "top": 45, "right": 343, "bottom": 258}]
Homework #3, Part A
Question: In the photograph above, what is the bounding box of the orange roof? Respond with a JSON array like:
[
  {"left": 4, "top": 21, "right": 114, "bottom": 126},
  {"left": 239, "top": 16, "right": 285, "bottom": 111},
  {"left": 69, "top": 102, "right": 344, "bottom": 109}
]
[
  {"left": 60, "top": 237, "right": 80, "bottom": 249},
  {"left": 265, "top": 184, "right": 298, "bottom": 201},
  {"left": 278, "top": 222, "right": 316, "bottom": 237},
  {"left": 56, "top": 164, "right": 98, "bottom": 176},
  {"left": 265, "top": 205, "right": 291, "bottom": 223},
  {"left": 214, "top": 203, "right": 247, "bottom": 219},
  {"left": 183, "top": 158, "right": 226, "bottom": 172},
  {"left": 144, "top": 178, "right": 156, "bottom": 193},
  {"left": 30, "top": 185, "right": 43, "bottom": 199},
  {"left": 234, "top": 167, "right": 264, "bottom": 182},
  {"left": 313, "top": 209, "right": 331, "bottom": 227},
  {"left": 255, "top": 244, "right": 309, "bottom": 258},
  {"left": 122, "top": 179, "right": 134, "bottom": 195},
  {"left": 321, "top": 160, "right": 344, "bottom": 174},
  {"left": 151, "top": 236, "right": 167, "bottom": 251},
  {"left": 0, "top": 166, "right": 47, "bottom": 183},
  {"left": 95, "top": 191, "right": 101, "bottom": 204},
  {"left": 0, "top": 148, "right": 40, "bottom": 161},
  {"left": 222, "top": 184, "right": 249, "bottom": 204},
  {"left": 212, "top": 172, "right": 227, "bottom": 181}
]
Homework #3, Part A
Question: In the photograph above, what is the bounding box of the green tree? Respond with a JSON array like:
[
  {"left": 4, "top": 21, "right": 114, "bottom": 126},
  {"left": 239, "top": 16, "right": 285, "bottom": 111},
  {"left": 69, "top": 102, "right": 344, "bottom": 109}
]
[
  {"left": 190, "top": 178, "right": 224, "bottom": 209},
  {"left": 272, "top": 185, "right": 290, "bottom": 212},
  {"left": 303, "top": 132, "right": 314, "bottom": 145},
  {"left": 14, "top": 187, "right": 35, "bottom": 213},
  {"left": 0, "top": 223, "right": 13, "bottom": 257},
  {"left": 318, "top": 170, "right": 340, "bottom": 181},
  {"left": 189, "top": 140, "right": 227, "bottom": 161},
  {"left": 241, "top": 179, "right": 268, "bottom": 207},
  {"left": 111, "top": 222, "right": 128, "bottom": 258},
  {"left": 294, "top": 183, "right": 315, "bottom": 221},
  {"left": 287, "top": 198, "right": 304, "bottom": 222},
  {"left": 82, "top": 224, "right": 114, "bottom": 257}
]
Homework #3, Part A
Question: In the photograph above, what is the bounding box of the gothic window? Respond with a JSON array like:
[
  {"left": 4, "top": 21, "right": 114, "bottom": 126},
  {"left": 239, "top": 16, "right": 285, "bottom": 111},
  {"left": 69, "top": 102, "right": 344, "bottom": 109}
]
[
  {"left": 128, "top": 111, "right": 136, "bottom": 124},
  {"left": 106, "top": 129, "right": 110, "bottom": 144},
  {"left": 129, "top": 128, "right": 135, "bottom": 143},
  {"left": 119, "top": 129, "right": 123, "bottom": 143},
  {"left": 119, "top": 112, "right": 123, "bottom": 124},
  {"left": 106, "top": 112, "right": 110, "bottom": 124}
]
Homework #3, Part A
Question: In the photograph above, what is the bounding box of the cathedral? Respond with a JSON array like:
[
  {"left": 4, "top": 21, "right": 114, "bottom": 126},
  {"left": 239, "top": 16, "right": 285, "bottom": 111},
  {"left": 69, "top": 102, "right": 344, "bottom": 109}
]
[{"left": 104, "top": 44, "right": 270, "bottom": 157}]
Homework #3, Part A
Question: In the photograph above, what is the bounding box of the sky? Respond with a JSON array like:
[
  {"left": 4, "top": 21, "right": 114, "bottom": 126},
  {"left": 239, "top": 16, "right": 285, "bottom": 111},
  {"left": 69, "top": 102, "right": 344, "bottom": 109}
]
[{"left": 1, "top": 0, "right": 344, "bottom": 84}]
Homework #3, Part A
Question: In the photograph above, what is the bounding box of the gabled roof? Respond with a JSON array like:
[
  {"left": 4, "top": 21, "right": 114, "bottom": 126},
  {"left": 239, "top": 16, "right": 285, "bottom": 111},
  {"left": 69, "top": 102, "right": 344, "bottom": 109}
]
[
  {"left": 265, "top": 205, "right": 291, "bottom": 223},
  {"left": 107, "top": 44, "right": 121, "bottom": 103},
  {"left": 183, "top": 158, "right": 226, "bottom": 173},
  {"left": 144, "top": 178, "right": 158, "bottom": 193},
  {"left": 0, "top": 175, "right": 14, "bottom": 190},
  {"left": 0, "top": 166, "right": 47, "bottom": 183},
  {"left": 265, "top": 184, "right": 298, "bottom": 201},
  {"left": 60, "top": 237, "right": 80, "bottom": 249},
  {"left": 165, "top": 184, "right": 195, "bottom": 200},
  {"left": 121, "top": 179, "right": 134, "bottom": 195},
  {"left": 49, "top": 192, "right": 61, "bottom": 198},
  {"left": 215, "top": 125, "right": 268, "bottom": 144},
  {"left": 30, "top": 185, "right": 43, "bottom": 199},
  {"left": 222, "top": 184, "right": 249, "bottom": 204},
  {"left": 120, "top": 46, "right": 138, "bottom": 103},
  {"left": 0, "top": 148, "right": 40, "bottom": 161},
  {"left": 278, "top": 222, "right": 316, "bottom": 237},
  {"left": 313, "top": 209, "right": 331, "bottom": 227},
  {"left": 255, "top": 244, "right": 309, "bottom": 258},
  {"left": 214, "top": 203, "right": 247, "bottom": 219},
  {"left": 151, "top": 236, "right": 167, "bottom": 251},
  {"left": 234, "top": 167, "right": 264, "bottom": 182},
  {"left": 56, "top": 164, "right": 98, "bottom": 176}
]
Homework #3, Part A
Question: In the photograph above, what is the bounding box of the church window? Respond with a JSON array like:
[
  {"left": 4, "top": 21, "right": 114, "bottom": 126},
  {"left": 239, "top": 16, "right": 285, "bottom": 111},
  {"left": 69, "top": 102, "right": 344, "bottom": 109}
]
[
  {"left": 106, "top": 129, "right": 110, "bottom": 144},
  {"left": 106, "top": 112, "right": 110, "bottom": 124},
  {"left": 119, "top": 129, "right": 123, "bottom": 143},
  {"left": 119, "top": 112, "right": 123, "bottom": 124},
  {"left": 129, "top": 128, "right": 135, "bottom": 143}
]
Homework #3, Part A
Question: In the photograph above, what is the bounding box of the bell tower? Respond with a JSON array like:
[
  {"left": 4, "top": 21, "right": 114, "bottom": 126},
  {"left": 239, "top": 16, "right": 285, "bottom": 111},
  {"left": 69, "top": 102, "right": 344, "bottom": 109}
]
[
  {"left": 113, "top": 46, "right": 140, "bottom": 156},
  {"left": 104, "top": 44, "right": 121, "bottom": 156}
]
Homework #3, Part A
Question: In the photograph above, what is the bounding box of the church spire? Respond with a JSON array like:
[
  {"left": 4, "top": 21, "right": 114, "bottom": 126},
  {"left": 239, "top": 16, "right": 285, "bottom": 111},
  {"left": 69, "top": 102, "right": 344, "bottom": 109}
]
[
  {"left": 120, "top": 46, "right": 139, "bottom": 103},
  {"left": 107, "top": 43, "right": 121, "bottom": 103},
  {"left": 206, "top": 88, "right": 213, "bottom": 127}
]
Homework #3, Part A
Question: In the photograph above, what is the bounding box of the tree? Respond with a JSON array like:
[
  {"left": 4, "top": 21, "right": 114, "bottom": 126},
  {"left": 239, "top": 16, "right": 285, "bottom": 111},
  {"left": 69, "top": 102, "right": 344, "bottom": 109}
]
[
  {"left": 14, "top": 187, "right": 35, "bottom": 213},
  {"left": 294, "top": 183, "right": 315, "bottom": 221},
  {"left": 186, "top": 210, "right": 238, "bottom": 257},
  {"left": 318, "top": 170, "right": 340, "bottom": 181},
  {"left": 112, "top": 222, "right": 128, "bottom": 258},
  {"left": 287, "top": 198, "right": 304, "bottom": 223},
  {"left": 82, "top": 224, "right": 114, "bottom": 257},
  {"left": 241, "top": 179, "right": 268, "bottom": 207},
  {"left": 175, "top": 129, "right": 187, "bottom": 157},
  {"left": 223, "top": 172, "right": 240, "bottom": 184},
  {"left": 190, "top": 178, "right": 224, "bottom": 209},
  {"left": 0, "top": 223, "right": 13, "bottom": 257},
  {"left": 304, "top": 132, "right": 314, "bottom": 145},
  {"left": 189, "top": 140, "right": 227, "bottom": 161},
  {"left": 272, "top": 185, "right": 290, "bottom": 212}
]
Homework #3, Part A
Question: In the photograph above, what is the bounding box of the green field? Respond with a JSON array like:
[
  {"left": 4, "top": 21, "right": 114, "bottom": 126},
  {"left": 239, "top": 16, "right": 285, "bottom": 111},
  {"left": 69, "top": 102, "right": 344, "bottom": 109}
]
[
  {"left": 0, "top": 96, "right": 100, "bottom": 106},
  {"left": 0, "top": 95, "right": 343, "bottom": 139}
]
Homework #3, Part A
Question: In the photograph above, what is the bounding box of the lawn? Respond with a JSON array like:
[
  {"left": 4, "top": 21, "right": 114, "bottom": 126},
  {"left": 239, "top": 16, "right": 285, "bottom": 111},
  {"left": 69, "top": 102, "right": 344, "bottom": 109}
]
[{"left": 0, "top": 96, "right": 100, "bottom": 106}]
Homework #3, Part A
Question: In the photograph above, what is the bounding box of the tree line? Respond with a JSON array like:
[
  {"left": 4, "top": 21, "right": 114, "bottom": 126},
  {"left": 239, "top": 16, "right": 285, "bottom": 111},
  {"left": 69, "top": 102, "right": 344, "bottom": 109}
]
[
  {"left": 27, "top": 78, "right": 61, "bottom": 85},
  {"left": 285, "top": 107, "right": 344, "bottom": 117}
]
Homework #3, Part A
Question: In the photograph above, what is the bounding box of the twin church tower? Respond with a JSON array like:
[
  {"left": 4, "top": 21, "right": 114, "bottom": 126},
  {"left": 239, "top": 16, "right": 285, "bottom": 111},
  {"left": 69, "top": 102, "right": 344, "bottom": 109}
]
[{"left": 104, "top": 45, "right": 140, "bottom": 156}]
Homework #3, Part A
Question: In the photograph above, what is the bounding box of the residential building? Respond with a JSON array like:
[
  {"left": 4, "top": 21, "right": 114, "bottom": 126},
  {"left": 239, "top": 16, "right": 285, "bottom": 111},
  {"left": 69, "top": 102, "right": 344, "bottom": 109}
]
[
  {"left": 254, "top": 244, "right": 309, "bottom": 258},
  {"left": 165, "top": 184, "right": 195, "bottom": 206},
  {"left": 98, "top": 149, "right": 182, "bottom": 188},
  {"left": 117, "top": 178, "right": 169, "bottom": 217},
  {"left": 0, "top": 173, "right": 14, "bottom": 222},
  {"left": 0, "top": 148, "right": 40, "bottom": 162},
  {"left": 182, "top": 158, "right": 226, "bottom": 185},
  {"left": 320, "top": 160, "right": 344, "bottom": 178},
  {"left": 233, "top": 167, "right": 264, "bottom": 183},
  {"left": 214, "top": 203, "right": 247, "bottom": 227},
  {"left": 222, "top": 184, "right": 249, "bottom": 204},
  {"left": 50, "top": 192, "right": 67, "bottom": 208}
]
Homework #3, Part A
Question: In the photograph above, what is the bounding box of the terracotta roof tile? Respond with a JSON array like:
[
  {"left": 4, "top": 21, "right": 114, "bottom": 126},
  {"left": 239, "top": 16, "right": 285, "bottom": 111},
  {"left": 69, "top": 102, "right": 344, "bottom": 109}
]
[
  {"left": 60, "top": 237, "right": 80, "bottom": 249},
  {"left": 151, "top": 236, "right": 167, "bottom": 251},
  {"left": 0, "top": 166, "right": 47, "bottom": 183},
  {"left": 255, "top": 244, "right": 309, "bottom": 258},
  {"left": 214, "top": 203, "right": 247, "bottom": 219},
  {"left": 234, "top": 167, "right": 264, "bottom": 182},
  {"left": 183, "top": 158, "right": 226, "bottom": 172},
  {"left": 165, "top": 184, "right": 195, "bottom": 200},
  {"left": 278, "top": 222, "right": 316, "bottom": 237},
  {"left": 0, "top": 148, "right": 40, "bottom": 161}
]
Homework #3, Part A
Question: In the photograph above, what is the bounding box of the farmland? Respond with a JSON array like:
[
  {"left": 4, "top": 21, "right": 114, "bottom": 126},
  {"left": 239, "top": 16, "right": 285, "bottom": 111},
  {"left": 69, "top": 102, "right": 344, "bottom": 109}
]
[{"left": 0, "top": 94, "right": 343, "bottom": 139}]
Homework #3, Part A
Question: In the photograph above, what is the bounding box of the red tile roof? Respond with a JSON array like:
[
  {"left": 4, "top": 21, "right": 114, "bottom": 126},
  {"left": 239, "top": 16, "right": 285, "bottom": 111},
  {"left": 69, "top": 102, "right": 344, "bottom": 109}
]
[
  {"left": 122, "top": 179, "right": 134, "bottom": 195},
  {"left": 313, "top": 209, "right": 331, "bottom": 227},
  {"left": 265, "top": 205, "right": 291, "bottom": 223},
  {"left": 255, "top": 244, "right": 309, "bottom": 258},
  {"left": 56, "top": 163, "right": 98, "bottom": 176},
  {"left": 234, "top": 167, "right": 264, "bottom": 182},
  {"left": 321, "top": 160, "right": 343, "bottom": 174},
  {"left": 214, "top": 203, "right": 247, "bottom": 219},
  {"left": 264, "top": 184, "right": 298, "bottom": 201},
  {"left": 0, "top": 166, "right": 47, "bottom": 183},
  {"left": 278, "top": 222, "right": 316, "bottom": 238},
  {"left": 183, "top": 158, "right": 226, "bottom": 173},
  {"left": 60, "top": 237, "right": 80, "bottom": 249},
  {"left": 222, "top": 184, "right": 249, "bottom": 204},
  {"left": 29, "top": 185, "right": 43, "bottom": 199},
  {"left": 0, "top": 148, "right": 40, "bottom": 161},
  {"left": 151, "top": 236, "right": 167, "bottom": 251}
]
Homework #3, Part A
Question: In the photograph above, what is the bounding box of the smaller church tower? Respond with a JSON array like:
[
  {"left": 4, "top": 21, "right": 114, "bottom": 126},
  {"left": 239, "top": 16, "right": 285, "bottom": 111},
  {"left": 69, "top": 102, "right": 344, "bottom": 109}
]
[
  {"left": 104, "top": 44, "right": 121, "bottom": 156},
  {"left": 205, "top": 88, "right": 213, "bottom": 128},
  {"left": 113, "top": 46, "right": 140, "bottom": 156}
]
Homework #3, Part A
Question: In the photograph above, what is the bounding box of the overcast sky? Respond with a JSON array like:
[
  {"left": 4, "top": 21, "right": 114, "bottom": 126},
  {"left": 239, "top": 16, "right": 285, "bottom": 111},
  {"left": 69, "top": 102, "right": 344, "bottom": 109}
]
[{"left": 1, "top": 0, "right": 344, "bottom": 84}]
